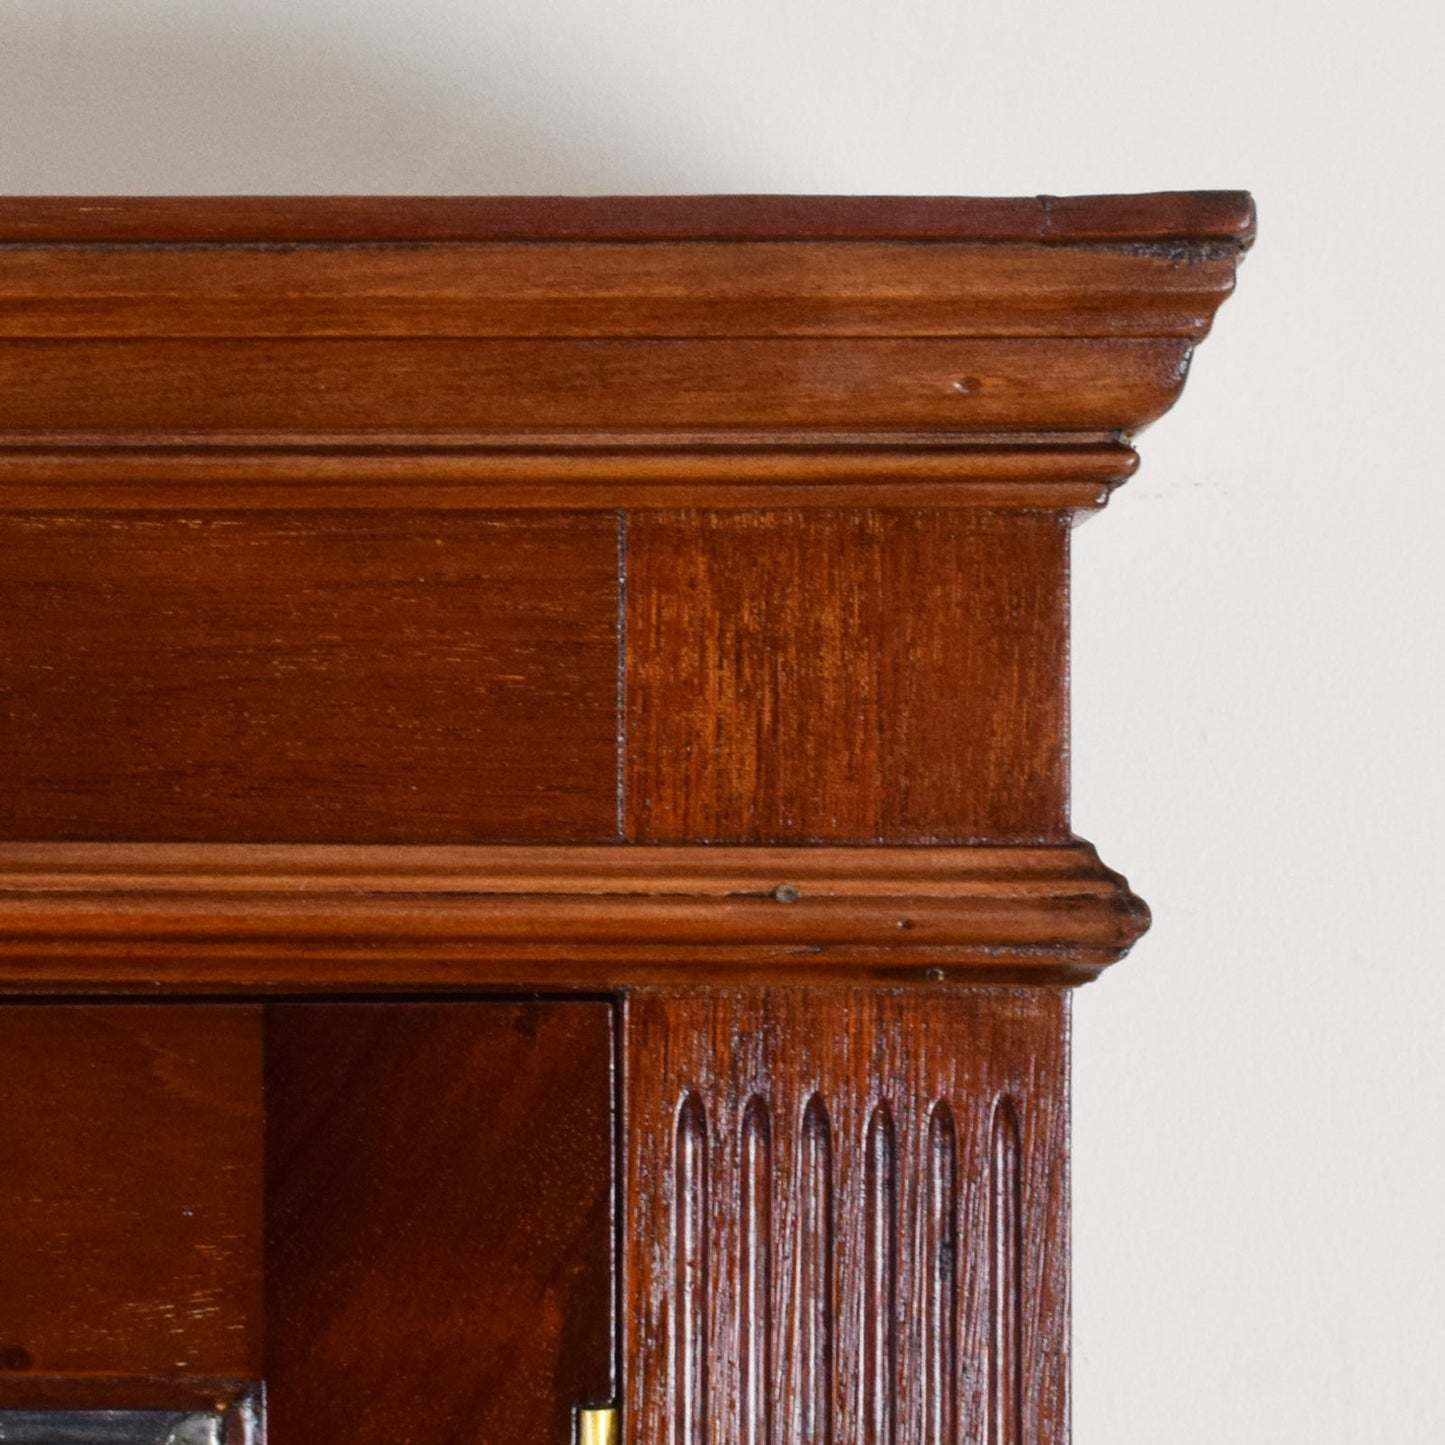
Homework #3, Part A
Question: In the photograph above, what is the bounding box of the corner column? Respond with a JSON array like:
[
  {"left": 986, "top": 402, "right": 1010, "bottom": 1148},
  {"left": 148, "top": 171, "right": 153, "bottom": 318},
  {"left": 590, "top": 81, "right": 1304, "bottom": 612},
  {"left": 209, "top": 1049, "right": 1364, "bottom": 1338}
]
[
  {"left": 619, "top": 504, "right": 1077, "bottom": 1445},
  {"left": 621, "top": 987, "right": 1068, "bottom": 1445}
]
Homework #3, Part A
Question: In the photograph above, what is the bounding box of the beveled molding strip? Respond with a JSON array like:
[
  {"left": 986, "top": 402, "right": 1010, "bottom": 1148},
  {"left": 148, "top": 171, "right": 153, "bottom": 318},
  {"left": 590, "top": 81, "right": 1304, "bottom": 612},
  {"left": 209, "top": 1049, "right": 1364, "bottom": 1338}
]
[
  {"left": 0, "top": 439, "right": 1137, "bottom": 511},
  {"left": 0, "top": 841, "right": 1149, "bottom": 991}
]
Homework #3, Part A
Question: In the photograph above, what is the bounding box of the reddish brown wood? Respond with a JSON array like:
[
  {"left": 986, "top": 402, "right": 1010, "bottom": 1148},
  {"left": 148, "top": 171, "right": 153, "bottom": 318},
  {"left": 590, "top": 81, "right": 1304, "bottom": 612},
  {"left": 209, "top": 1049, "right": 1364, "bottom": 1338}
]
[
  {"left": 622, "top": 987, "right": 1068, "bottom": 1445},
  {"left": 265, "top": 1001, "right": 614, "bottom": 1445},
  {"left": 0, "top": 242, "right": 1237, "bottom": 340},
  {"left": 0, "top": 1378, "right": 253, "bottom": 1411},
  {"left": 0, "top": 1005, "right": 263, "bottom": 1383},
  {"left": 0, "top": 511, "right": 618, "bottom": 843},
  {"left": 0, "top": 337, "right": 1194, "bottom": 437},
  {"left": 0, "top": 192, "right": 1255, "bottom": 245},
  {"left": 0, "top": 842, "right": 1148, "bottom": 989},
  {"left": 0, "top": 442, "right": 1137, "bottom": 513},
  {"left": 1041, "top": 189, "right": 1256, "bottom": 244},
  {"left": 0, "top": 193, "right": 1252, "bottom": 1445},
  {"left": 626, "top": 511, "right": 1068, "bottom": 843}
]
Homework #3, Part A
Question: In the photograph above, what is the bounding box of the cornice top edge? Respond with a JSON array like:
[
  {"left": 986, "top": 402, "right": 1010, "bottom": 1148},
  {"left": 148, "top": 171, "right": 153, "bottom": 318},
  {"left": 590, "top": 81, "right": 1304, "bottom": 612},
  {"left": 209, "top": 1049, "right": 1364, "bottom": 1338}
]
[{"left": 0, "top": 191, "right": 1256, "bottom": 247}]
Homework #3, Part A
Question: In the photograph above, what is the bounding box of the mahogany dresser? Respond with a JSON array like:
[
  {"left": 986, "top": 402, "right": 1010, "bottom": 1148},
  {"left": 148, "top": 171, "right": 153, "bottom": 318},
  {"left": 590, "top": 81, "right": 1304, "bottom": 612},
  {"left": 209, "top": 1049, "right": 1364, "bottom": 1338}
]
[{"left": 0, "top": 193, "right": 1251, "bottom": 1445}]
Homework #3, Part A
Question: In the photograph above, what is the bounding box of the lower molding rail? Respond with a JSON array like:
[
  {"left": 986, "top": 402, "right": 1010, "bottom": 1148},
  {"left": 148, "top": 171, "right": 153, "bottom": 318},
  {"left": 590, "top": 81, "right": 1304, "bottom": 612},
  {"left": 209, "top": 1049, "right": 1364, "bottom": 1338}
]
[{"left": 0, "top": 841, "right": 1147, "bottom": 991}]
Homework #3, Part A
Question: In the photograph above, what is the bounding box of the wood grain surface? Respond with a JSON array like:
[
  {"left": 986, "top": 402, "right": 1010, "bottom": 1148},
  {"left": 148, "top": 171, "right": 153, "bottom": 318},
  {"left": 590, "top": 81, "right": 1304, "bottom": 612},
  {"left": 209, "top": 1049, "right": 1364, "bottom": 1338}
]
[
  {"left": 0, "top": 191, "right": 1253, "bottom": 1445},
  {"left": 0, "top": 442, "right": 1138, "bottom": 513},
  {"left": 0, "top": 242, "right": 1237, "bottom": 340},
  {"left": 0, "top": 511, "right": 619, "bottom": 843},
  {"left": 626, "top": 511, "right": 1068, "bottom": 843},
  {"left": 0, "top": 1005, "right": 263, "bottom": 1383},
  {"left": 0, "top": 842, "right": 1148, "bottom": 989},
  {"left": 265, "top": 1001, "right": 615, "bottom": 1445},
  {"left": 622, "top": 987, "right": 1068, "bottom": 1445},
  {"left": 0, "top": 337, "right": 1194, "bottom": 437},
  {"left": 0, "top": 1378, "right": 255, "bottom": 1411},
  {"left": 0, "top": 192, "right": 1256, "bottom": 244}
]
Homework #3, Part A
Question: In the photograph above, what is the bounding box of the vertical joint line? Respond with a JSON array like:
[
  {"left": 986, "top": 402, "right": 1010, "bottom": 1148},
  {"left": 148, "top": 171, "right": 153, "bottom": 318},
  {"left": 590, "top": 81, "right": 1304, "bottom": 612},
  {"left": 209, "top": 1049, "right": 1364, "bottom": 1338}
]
[
  {"left": 610, "top": 996, "right": 625, "bottom": 1415},
  {"left": 616, "top": 508, "right": 628, "bottom": 840}
]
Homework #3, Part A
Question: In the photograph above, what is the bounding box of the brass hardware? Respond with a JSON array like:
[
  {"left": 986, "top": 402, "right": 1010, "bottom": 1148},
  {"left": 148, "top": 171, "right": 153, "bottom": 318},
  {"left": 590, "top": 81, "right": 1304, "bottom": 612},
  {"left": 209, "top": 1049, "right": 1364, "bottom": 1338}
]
[{"left": 577, "top": 1407, "right": 618, "bottom": 1445}]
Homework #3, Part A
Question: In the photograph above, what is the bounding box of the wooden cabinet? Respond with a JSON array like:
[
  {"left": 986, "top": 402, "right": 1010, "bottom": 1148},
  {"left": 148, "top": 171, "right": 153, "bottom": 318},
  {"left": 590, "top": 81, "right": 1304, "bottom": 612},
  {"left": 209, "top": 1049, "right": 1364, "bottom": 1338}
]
[{"left": 0, "top": 193, "right": 1251, "bottom": 1445}]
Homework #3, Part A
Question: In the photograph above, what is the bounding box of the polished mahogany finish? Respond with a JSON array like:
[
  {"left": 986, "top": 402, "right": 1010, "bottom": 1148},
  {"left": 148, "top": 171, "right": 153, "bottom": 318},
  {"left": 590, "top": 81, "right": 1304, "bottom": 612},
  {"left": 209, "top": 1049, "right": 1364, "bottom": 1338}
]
[
  {"left": 266, "top": 1001, "right": 614, "bottom": 1445},
  {"left": 626, "top": 511, "right": 1068, "bottom": 844},
  {"left": 0, "top": 194, "right": 1251, "bottom": 1445},
  {"left": 0, "top": 191, "right": 1255, "bottom": 244},
  {"left": 0, "top": 1006, "right": 263, "bottom": 1386},
  {"left": 623, "top": 988, "right": 1067, "bottom": 1445},
  {"left": 0, "top": 512, "right": 618, "bottom": 844},
  {"left": 0, "top": 841, "right": 1145, "bottom": 988}
]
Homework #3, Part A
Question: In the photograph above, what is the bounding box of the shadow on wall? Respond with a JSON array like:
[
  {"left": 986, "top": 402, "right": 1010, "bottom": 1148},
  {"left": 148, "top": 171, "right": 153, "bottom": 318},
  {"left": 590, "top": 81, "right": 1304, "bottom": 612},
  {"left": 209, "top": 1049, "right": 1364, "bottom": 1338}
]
[{"left": 0, "top": 11, "right": 723, "bottom": 193}]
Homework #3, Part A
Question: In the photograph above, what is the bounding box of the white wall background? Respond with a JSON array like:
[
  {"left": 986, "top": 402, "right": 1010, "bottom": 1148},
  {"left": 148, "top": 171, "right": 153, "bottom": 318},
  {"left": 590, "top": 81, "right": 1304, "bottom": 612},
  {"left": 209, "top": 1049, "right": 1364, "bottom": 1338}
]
[{"left": 4, "top": 2, "right": 1441, "bottom": 1440}]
